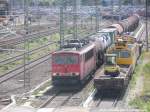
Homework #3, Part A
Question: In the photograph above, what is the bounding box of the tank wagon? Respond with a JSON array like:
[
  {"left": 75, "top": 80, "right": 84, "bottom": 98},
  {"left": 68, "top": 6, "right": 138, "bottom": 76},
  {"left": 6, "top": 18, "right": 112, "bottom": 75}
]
[
  {"left": 89, "top": 29, "right": 117, "bottom": 66},
  {"left": 51, "top": 14, "right": 140, "bottom": 87},
  {"left": 109, "top": 14, "right": 140, "bottom": 34},
  {"left": 0, "top": 0, "right": 9, "bottom": 22},
  {"left": 94, "top": 36, "right": 142, "bottom": 90}
]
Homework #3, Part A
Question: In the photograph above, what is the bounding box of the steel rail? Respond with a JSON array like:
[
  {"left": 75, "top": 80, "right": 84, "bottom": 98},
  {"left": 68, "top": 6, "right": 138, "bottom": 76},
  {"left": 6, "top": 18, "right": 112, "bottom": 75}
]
[
  {"left": 39, "top": 91, "right": 61, "bottom": 108},
  {"left": 0, "top": 28, "right": 58, "bottom": 47},
  {"left": 0, "top": 41, "right": 57, "bottom": 66},
  {"left": 0, "top": 53, "right": 51, "bottom": 84}
]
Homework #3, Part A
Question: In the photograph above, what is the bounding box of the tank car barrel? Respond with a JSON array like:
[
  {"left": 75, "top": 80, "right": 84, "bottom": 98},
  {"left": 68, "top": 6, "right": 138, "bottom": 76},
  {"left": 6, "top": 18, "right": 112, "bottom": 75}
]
[{"left": 109, "top": 14, "right": 140, "bottom": 34}]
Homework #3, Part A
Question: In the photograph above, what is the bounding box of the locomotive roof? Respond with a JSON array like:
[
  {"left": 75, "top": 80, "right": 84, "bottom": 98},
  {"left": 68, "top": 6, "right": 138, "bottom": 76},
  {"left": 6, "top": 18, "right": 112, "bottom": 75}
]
[{"left": 53, "top": 43, "right": 95, "bottom": 55}]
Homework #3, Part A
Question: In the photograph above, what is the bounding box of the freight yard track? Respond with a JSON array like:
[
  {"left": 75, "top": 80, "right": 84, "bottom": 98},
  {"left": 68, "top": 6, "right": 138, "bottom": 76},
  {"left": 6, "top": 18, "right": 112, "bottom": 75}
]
[
  {"left": 34, "top": 75, "right": 94, "bottom": 108},
  {"left": 40, "top": 90, "right": 76, "bottom": 108},
  {"left": 0, "top": 28, "right": 58, "bottom": 47},
  {"left": 0, "top": 19, "right": 112, "bottom": 47},
  {"left": 0, "top": 54, "right": 51, "bottom": 84},
  {"left": 91, "top": 90, "right": 123, "bottom": 108},
  {"left": 38, "top": 89, "right": 82, "bottom": 108}
]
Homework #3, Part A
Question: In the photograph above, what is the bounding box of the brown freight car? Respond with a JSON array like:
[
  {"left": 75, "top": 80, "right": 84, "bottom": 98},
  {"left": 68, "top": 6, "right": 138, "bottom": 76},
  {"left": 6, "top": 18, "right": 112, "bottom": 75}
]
[{"left": 109, "top": 14, "right": 140, "bottom": 34}]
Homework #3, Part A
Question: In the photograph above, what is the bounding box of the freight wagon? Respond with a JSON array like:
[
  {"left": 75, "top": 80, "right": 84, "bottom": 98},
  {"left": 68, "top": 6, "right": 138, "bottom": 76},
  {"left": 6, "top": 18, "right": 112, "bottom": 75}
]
[
  {"left": 94, "top": 35, "right": 142, "bottom": 90},
  {"left": 109, "top": 14, "right": 139, "bottom": 34}
]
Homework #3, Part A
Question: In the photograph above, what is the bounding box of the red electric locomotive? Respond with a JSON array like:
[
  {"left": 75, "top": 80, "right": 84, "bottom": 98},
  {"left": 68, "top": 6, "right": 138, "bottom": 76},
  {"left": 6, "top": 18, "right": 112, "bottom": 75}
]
[{"left": 51, "top": 40, "right": 97, "bottom": 86}]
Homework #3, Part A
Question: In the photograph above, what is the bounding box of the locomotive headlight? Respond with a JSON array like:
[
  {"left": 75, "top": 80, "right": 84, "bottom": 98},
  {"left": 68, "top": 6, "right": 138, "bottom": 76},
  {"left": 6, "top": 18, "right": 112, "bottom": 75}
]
[
  {"left": 72, "top": 73, "right": 80, "bottom": 76},
  {"left": 52, "top": 73, "right": 59, "bottom": 76},
  {"left": 52, "top": 73, "right": 57, "bottom": 76},
  {"left": 76, "top": 73, "right": 80, "bottom": 76}
]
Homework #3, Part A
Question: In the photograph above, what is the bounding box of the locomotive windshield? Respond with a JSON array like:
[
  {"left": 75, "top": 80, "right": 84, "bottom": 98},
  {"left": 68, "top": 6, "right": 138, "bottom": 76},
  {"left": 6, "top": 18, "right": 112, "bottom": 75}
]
[
  {"left": 112, "top": 50, "right": 130, "bottom": 58},
  {"left": 105, "top": 55, "right": 116, "bottom": 66},
  {"left": 53, "top": 54, "right": 78, "bottom": 65}
]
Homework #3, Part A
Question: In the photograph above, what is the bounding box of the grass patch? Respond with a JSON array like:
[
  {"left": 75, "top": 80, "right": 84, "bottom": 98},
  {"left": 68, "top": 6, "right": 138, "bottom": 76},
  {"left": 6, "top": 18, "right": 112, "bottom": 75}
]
[
  {"left": 130, "top": 52, "right": 144, "bottom": 88},
  {"left": 0, "top": 60, "right": 23, "bottom": 75},
  {"left": 130, "top": 52, "right": 150, "bottom": 112},
  {"left": 0, "top": 52, "right": 22, "bottom": 62}
]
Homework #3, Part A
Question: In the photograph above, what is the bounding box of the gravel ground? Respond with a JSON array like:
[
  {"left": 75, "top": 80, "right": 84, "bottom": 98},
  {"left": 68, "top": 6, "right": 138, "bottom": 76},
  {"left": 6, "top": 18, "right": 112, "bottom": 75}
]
[{"left": 0, "top": 58, "right": 51, "bottom": 109}]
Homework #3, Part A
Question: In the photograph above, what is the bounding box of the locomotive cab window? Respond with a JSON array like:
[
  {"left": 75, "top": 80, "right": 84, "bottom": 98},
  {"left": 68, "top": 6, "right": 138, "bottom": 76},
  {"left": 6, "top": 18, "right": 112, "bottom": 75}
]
[
  {"left": 105, "top": 56, "right": 116, "bottom": 66},
  {"left": 119, "top": 51, "right": 131, "bottom": 58},
  {"left": 85, "top": 49, "right": 94, "bottom": 61},
  {"left": 111, "top": 50, "right": 130, "bottom": 58},
  {"left": 112, "top": 51, "right": 119, "bottom": 57},
  {"left": 53, "top": 54, "right": 78, "bottom": 65}
]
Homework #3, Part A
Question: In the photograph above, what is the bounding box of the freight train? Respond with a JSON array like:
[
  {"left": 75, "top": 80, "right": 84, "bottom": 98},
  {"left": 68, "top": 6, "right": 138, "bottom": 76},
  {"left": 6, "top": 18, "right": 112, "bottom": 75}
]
[
  {"left": 51, "top": 14, "right": 141, "bottom": 87},
  {"left": 94, "top": 35, "right": 142, "bottom": 90},
  {"left": 0, "top": 0, "right": 9, "bottom": 22},
  {"left": 51, "top": 29, "right": 117, "bottom": 86}
]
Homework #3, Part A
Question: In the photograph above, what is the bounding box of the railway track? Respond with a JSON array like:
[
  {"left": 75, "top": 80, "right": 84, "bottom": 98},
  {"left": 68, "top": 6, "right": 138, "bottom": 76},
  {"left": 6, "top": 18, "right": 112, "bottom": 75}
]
[
  {"left": 0, "top": 28, "right": 58, "bottom": 47},
  {"left": 93, "top": 90, "right": 123, "bottom": 108},
  {"left": 38, "top": 88, "right": 88, "bottom": 108},
  {"left": 0, "top": 19, "right": 111, "bottom": 47},
  {"left": 39, "top": 90, "right": 76, "bottom": 108},
  {"left": 34, "top": 72, "right": 95, "bottom": 108},
  {"left": 0, "top": 41, "right": 57, "bottom": 66},
  {"left": 0, "top": 53, "right": 51, "bottom": 84},
  {"left": 82, "top": 77, "right": 129, "bottom": 109}
]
